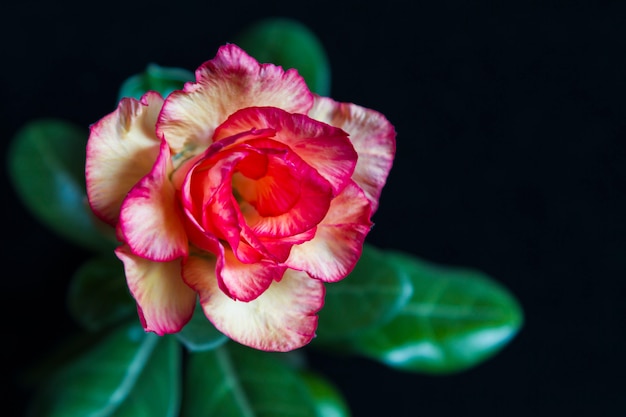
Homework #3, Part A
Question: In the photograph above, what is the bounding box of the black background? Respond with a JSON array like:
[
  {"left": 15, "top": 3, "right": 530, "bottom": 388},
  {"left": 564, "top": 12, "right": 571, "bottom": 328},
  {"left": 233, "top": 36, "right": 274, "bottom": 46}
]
[{"left": 4, "top": 1, "right": 626, "bottom": 416}]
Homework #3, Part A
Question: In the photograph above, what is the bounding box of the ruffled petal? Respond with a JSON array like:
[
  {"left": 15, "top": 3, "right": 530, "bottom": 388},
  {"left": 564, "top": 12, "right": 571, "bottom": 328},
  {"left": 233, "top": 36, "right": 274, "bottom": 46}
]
[
  {"left": 181, "top": 133, "right": 330, "bottom": 261},
  {"left": 183, "top": 255, "right": 324, "bottom": 352},
  {"left": 181, "top": 146, "right": 266, "bottom": 266},
  {"left": 217, "top": 245, "right": 285, "bottom": 302},
  {"left": 180, "top": 210, "right": 282, "bottom": 302},
  {"left": 118, "top": 140, "right": 188, "bottom": 261},
  {"left": 183, "top": 148, "right": 245, "bottom": 241},
  {"left": 308, "top": 96, "right": 396, "bottom": 212},
  {"left": 214, "top": 106, "right": 357, "bottom": 195},
  {"left": 116, "top": 245, "right": 196, "bottom": 335},
  {"left": 157, "top": 44, "right": 313, "bottom": 156},
  {"left": 86, "top": 91, "right": 164, "bottom": 225},
  {"left": 231, "top": 142, "right": 333, "bottom": 238},
  {"left": 243, "top": 216, "right": 317, "bottom": 262},
  {"left": 286, "top": 181, "right": 372, "bottom": 282}
]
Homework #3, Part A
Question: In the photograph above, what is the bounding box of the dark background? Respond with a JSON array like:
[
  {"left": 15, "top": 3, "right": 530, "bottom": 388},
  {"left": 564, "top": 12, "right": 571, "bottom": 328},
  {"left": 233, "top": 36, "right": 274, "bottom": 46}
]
[{"left": 4, "top": 1, "right": 625, "bottom": 416}]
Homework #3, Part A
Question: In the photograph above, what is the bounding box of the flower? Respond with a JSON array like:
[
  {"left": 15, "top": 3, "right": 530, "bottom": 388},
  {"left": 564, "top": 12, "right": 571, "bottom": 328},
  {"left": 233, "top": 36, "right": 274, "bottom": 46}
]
[{"left": 85, "top": 44, "right": 396, "bottom": 351}]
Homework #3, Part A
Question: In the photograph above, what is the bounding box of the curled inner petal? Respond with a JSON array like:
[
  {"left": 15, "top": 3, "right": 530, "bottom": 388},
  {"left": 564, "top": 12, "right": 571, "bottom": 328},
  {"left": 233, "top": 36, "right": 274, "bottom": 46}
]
[
  {"left": 181, "top": 115, "right": 338, "bottom": 260},
  {"left": 232, "top": 140, "right": 333, "bottom": 238},
  {"left": 181, "top": 222, "right": 284, "bottom": 302},
  {"left": 213, "top": 106, "right": 357, "bottom": 195}
]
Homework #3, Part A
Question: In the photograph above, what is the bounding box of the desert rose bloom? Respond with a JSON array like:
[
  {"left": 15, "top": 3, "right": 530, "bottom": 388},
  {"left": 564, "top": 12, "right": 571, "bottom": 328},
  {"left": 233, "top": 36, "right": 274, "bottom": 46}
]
[{"left": 86, "top": 44, "right": 396, "bottom": 351}]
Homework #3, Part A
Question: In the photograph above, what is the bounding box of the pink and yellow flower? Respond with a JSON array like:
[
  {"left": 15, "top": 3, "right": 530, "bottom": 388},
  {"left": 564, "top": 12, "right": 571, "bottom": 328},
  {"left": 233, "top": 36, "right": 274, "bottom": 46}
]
[{"left": 85, "top": 44, "right": 396, "bottom": 351}]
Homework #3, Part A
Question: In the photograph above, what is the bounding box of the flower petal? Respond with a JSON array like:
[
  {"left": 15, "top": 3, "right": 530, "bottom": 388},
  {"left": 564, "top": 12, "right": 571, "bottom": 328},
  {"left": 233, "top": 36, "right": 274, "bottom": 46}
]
[
  {"left": 184, "top": 255, "right": 324, "bottom": 352},
  {"left": 286, "top": 181, "right": 372, "bottom": 282},
  {"left": 217, "top": 245, "right": 285, "bottom": 302},
  {"left": 213, "top": 106, "right": 357, "bottom": 195},
  {"left": 231, "top": 141, "right": 333, "bottom": 238},
  {"left": 86, "top": 91, "right": 164, "bottom": 225},
  {"left": 308, "top": 96, "right": 396, "bottom": 212},
  {"left": 157, "top": 44, "right": 313, "bottom": 156},
  {"left": 181, "top": 147, "right": 268, "bottom": 265},
  {"left": 118, "top": 140, "right": 188, "bottom": 261},
  {"left": 180, "top": 212, "right": 283, "bottom": 302},
  {"left": 116, "top": 245, "right": 196, "bottom": 335},
  {"left": 181, "top": 137, "right": 329, "bottom": 259}
]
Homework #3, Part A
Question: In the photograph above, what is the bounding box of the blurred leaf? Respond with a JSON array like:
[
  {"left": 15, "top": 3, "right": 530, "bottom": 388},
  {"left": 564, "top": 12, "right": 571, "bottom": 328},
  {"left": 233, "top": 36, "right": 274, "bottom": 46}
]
[
  {"left": 234, "top": 17, "right": 331, "bottom": 96},
  {"left": 176, "top": 301, "right": 229, "bottom": 352},
  {"left": 181, "top": 343, "right": 317, "bottom": 417},
  {"left": 118, "top": 63, "right": 194, "bottom": 101},
  {"left": 112, "top": 334, "right": 181, "bottom": 417},
  {"left": 27, "top": 322, "right": 181, "bottom": 417},
  {"left": 315, "top": 245, "right": 412, "bottom": 342},
  {"left": 67, "top": 255, "right": 136, "bottom": 332},
  {"left": 300, "top": 370, "right": 351, "bottom": 417},
  {"left": 269, "top": 349, "right": 308, "bottom": 370},
  {"left": 349, "top": 249, "right": 524, "bottom": 374},
  {"left": 20, "top": 330, "right": 113, "bottom": 389},
  {"left": 7, "top": 118, "right": 116, "bottom": 252}
]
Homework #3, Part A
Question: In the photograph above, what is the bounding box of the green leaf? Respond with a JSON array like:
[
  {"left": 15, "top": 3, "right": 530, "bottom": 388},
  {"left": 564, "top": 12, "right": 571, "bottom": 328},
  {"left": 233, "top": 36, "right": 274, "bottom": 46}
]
[
  {"left": 118, "top": 63, "right": 194, "bottom": 101},
  {"left": 300, "top": 370, "right": 351, "bottom": 417},
  {"left": 233, "top": 17, "right": 331, "bottom": 96},
  {"left": 314, "top": 244, "right": 412, "bottom": 342},
  {"left": 7, "top": 118, "right": 117, "bottom": 252},
  {"left": 67, "top": 255, "right": 136, "bottom": 332},
  {"left": 350, "top": 250, "right": 524, "bottom": 374},
  {"left": 27, "top": 322, "right": 181, "bottom": 417},
  {"left": 181, "top": 343, "right": 318, "bottom": 417},
  {"left": 112, "top": 334, "right": 181, "bottom": 417},
  {"left": 176, "top": 300, "right": 229, "bottom": 352}
]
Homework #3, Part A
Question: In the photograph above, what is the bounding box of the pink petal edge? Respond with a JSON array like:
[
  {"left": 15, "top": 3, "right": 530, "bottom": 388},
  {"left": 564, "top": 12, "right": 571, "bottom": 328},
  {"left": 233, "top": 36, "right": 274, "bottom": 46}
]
[
  {"left": 156, "top": 44, "right": 314, "bottom": 157},
  {"left": 308, "top": 96, "right": 396, "bottom": 212},
  {"left": 286, "top": 181, "right": 373, "bottom": 282},
  {"left": 118, "top": 140, "right": 188, "bottom": 261}
]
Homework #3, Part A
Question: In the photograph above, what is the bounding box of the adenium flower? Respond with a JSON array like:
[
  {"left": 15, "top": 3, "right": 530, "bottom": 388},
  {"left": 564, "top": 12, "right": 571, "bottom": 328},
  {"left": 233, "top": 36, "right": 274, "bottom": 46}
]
[{"left": 85, "top": 44, "right": 396, "bottom": 351}]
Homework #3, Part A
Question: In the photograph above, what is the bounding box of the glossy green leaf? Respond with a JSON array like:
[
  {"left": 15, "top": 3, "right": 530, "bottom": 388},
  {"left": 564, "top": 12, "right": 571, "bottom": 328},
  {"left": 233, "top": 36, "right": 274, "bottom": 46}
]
[
  {"left": 233, "top": 17, "right": 331, "bottom": 96},
  {"left": 176, "top": 301, "right": 229, "bottom": 352},
  {"left": 27, "top": 322, "right": 181, "bottom": 417},
  {"left": 181, "top": 343, "right": 317, "bottom": 417},
  {"left": 314, "top": 244, "right": 412, "bottom": 342},
  {"left": 300, "top": 370, "right": 351, "bottom": 417},
  {"left": 7, "top": 118, "right": 117, "bottom": 252},
  {"left": 117, "top": 63, "right": 194, "bottom": 101},
  {"left": 67, "top": 255, "right": 136, "bottom": 332},
  {"left": 350, "top": 250, "right": 524, "bottom": 374}
]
